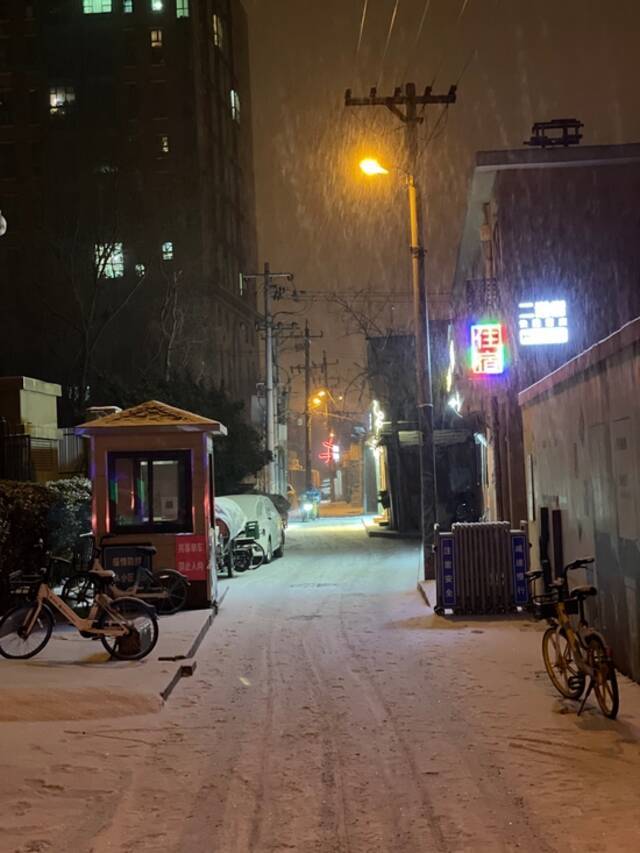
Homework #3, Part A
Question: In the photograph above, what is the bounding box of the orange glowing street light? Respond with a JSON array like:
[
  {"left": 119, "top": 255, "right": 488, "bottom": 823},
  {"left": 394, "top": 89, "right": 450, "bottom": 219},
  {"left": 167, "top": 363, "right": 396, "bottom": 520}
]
[
  {"left": 359, "top": 149, "right": 437, "bottom": 573},
  {"left": 359, "top": 157, "right": 389, "bottom": 176}
]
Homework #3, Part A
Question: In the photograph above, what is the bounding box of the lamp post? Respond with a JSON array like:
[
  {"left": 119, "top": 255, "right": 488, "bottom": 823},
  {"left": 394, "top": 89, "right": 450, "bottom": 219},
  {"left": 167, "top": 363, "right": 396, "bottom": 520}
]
[{"left": 359, "top": 158, "right": 437, "bottom": 577}]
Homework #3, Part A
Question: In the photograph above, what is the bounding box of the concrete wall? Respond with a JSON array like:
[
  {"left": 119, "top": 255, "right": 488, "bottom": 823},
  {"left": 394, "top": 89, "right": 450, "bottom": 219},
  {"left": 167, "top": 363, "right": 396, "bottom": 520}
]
[
  {"left": 520, "top": 318, "right": 640, "bottom": 681},
  {"left": 0, "top": 376, "right": 61, "bottom": 439}
]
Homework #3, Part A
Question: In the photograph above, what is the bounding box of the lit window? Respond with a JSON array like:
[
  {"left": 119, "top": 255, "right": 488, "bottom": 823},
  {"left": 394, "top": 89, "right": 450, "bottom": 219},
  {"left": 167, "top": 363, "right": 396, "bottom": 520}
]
[
  {"left": 161, "top": 241, "right": 174, "bottom": 260},
  {"left": 151, "top": 0, "right": 163, "bottom": 11},
  {"left": 49, "top": 86, "right": 75, "bottom": 116},
  {"left": 160, "top": 134, "right": 170, "bottom": 153},
  {"left": 83, "top": 0, "right": 113, "bottom": 12},
  {"left": 107, "top": 451, "right": 193, "bottom": 533},
  {"left": 124, "top": 0, "right": 133, "bottom": 11},
  {"left": 135, "top": 263, "right": 146, "bottom": 277},
  {"left": 150, "top": 29, "right": 163, "bottom": 48},
  {"left": 238, "top": 273, "right": 245, "bottom": 296},
  {"left": 212, "top": 13, "right": 223, "bottom": 48},
  {"left": 95, "top": 242, "right": 124, "bottom": 279},
  {"left": 176, "top": 0, "right": 189, "bottom": 17},
  {"left": 230, "top": 89, "right": 240, "bottom": 123}
]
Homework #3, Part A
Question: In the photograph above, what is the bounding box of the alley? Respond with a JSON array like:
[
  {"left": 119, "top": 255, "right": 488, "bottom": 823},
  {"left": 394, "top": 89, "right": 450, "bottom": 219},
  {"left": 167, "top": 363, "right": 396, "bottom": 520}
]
[{"left": 3, "top": 518, "right": 640, "bottom": 853}]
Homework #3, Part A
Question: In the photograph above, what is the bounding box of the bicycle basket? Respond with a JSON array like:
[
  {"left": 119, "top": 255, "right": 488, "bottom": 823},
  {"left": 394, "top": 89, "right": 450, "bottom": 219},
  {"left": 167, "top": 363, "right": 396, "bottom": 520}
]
[
  {"left": 532, "top": 593, "right": 558, "bottom": 620},
  {"left": 563, "top": 597, "right": 580, "bottom": 616},
  {"left": 9, "top": 571, "right": 44, "bottom": 597}
]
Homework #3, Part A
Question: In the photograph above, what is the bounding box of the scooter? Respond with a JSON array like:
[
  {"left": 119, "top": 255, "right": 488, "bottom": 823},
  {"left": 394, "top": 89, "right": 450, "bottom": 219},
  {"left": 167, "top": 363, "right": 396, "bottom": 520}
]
[{"left": 299, "top": 492, "right": 320, "bottom": 522}]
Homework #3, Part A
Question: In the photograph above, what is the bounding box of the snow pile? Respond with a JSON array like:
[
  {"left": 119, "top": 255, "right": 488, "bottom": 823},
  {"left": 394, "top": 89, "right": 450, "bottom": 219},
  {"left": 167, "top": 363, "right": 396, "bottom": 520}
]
[
  {"left": 214, "top": 496, "right": 247, "bottom": 540},
  {"left": 0, "top": 688, "right": 162, "bottom": 723}
]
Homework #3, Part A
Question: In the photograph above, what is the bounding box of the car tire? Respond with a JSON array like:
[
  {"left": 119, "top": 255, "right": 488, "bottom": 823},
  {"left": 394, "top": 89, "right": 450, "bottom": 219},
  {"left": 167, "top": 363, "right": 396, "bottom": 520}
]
[
  {"left": 264, "top": 538, "right": 273, "bottom": 564},
  {"left": 273, "top": 533, "right": 285, "bottom": 559}
]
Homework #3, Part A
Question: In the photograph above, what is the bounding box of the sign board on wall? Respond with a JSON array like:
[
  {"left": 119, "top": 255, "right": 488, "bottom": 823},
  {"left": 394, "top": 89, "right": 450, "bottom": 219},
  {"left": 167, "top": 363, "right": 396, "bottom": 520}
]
[
  {"left": 470, "top": 323, "right": 505, "bottom": 375},
  {"left": 175, "top": 534, "right": 208, "bottom": 581},
  {"left": 518, "top": 300, "right": 568, "bottom": 346}
]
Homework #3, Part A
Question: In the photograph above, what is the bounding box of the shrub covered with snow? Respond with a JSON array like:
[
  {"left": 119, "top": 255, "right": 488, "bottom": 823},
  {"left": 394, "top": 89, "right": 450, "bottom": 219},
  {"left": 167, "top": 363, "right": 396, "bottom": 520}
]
[
  {"left": 0, "top": 480, "right": 56, "bottom": 610},
  {"left": 45, "top": 476, "right": 92, "bottom": 559}
]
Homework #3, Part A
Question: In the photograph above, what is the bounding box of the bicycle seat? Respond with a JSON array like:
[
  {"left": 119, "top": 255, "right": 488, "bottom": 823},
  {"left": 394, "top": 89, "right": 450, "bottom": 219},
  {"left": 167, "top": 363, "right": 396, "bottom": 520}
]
[
  {"left": 525, "top": 570, "right": 543, "bottom": 581},
  {"left": 89, "top": 567, "right": 116, "bottom": 580},
  {"left": 565, "top": 557, "right": 594, "bottom": 572},
  {"left": 569, "top": 585, "right": 597, "bottom": 600}
]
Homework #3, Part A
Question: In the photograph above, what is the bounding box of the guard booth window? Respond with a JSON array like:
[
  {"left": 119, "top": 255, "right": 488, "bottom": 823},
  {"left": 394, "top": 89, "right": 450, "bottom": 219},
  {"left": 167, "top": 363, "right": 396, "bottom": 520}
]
[{"left": 108, "top": 451, "right": 192, "bottom": 533}]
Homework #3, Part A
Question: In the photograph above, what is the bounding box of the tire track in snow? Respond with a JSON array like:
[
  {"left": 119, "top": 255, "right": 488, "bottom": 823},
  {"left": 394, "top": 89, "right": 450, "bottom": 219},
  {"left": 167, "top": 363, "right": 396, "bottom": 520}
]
[{"left": 334, "top": 595, "right": 558, "bottom": 853}]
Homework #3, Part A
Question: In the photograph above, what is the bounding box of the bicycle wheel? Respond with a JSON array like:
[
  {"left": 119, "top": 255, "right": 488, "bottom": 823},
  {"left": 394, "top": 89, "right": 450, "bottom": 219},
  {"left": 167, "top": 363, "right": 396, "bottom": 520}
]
[
  {"left": 251, "top": 542, "right": 266, "bottom": 570},
  {"left": 61, "top": 573, "right": 97, "bottom": 619},
  {"left": 542, "top": 626, "right": 585, "bottom": 699},
  {"left": 98, "top": 597, "right": 159, "bottom": 661},
  {"left": 154, "top": 571, "right": 189, "bottom": 615},
  {"left": 0, "top": 603, "right": 54, "bottom": 660},
  {"left": 587, "top": 635, "right": 619, "bottom": 719}
]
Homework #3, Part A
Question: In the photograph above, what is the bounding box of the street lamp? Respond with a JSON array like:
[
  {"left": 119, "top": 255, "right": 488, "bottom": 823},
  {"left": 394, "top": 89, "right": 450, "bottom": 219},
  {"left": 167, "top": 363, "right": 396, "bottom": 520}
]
[
  {"left": 359, "top": 156, "right": 437, "bottom": 577},
  {"left": 359, "top": 158, "right": 389, "bottom": 176},
  {"left": 0, "top": 211, "right": 7, "bottom": 237}
]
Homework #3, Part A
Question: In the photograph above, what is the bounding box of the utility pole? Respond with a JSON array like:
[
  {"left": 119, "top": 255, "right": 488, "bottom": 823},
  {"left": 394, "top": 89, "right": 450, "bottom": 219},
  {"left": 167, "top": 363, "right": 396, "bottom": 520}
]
[
  {"left": 271, "top": 320, "right": 298, "bottom": 496},
  {"left": 290, "top": 321, "right": 324, "bottom": 491},
  {"left": 345, "top": 82, "right": 457, "bottom": 577},
  {"left": 304, "top": 321, "right": 312, "bottom": 491},
  {"left": 242, "top": 262, "right": 294, "bottom": 494}
]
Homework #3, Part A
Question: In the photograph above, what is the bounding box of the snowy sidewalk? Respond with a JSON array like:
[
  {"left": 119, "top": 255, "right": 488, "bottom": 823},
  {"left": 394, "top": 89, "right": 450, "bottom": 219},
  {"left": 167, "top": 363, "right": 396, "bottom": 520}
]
[{"left": 0, "top": 602, "right": 219, "bottom": 723}]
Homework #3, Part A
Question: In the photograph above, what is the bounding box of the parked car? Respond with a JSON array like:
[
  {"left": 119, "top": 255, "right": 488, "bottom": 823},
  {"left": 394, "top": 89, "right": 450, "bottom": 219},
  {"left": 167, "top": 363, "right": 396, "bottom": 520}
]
[{"left": 222, "top": 494, "right": 285, "bottom": 562}]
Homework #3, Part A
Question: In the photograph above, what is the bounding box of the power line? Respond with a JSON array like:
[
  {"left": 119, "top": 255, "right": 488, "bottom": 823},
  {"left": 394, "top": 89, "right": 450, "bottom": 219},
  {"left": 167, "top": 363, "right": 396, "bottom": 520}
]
[
  {"left": 431, "top": 0, "right": 472, "bottom": 88},
  {"left": 376, "top": 0, "right": 401, "bottom": 90},
  {"left": 401, "top": 0, "right": 432, "bottom": 84},
  {"left": 355, "top": 0, "right": 369, "bottom": 57}
]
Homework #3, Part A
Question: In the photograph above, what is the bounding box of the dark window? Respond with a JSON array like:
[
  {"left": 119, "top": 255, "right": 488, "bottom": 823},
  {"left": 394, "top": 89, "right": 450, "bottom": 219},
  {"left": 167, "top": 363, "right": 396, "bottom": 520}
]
[
  {"left": 24, "top": 38, "right": 36, "bottom": 66},
  {"left": 0, "top": 39, "right": 11, "bottom": 70},
  {"left": 107, "top": 450, "right": 193, "bottom": 534},
  {"left": 28, "top": 89, "right": 39, "bottom": 124},
  {"left": 0, "top": 91, "right": 13, "bottom": 125},
  {"left": 0, "top": 2, "right": 9, "bottom": 21},
  {"left": 125, "top": 83, "right": 138, "bottom": 118},
  {"left": 151, "top": 80, "right": 168, "bottom": 117},
  {"left": 124, "top": 30, "right": 136, "bottom": 66},
  {"left": 31, "top": 141, "right": 42, "bottom": 176},
  {"left": 0, "top": 143, "right": 16, "bottom": 178}
]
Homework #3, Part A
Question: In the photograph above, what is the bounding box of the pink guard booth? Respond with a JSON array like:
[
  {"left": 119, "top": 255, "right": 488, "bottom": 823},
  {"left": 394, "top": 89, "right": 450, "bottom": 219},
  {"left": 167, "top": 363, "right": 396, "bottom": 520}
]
[{"left": 76, "top": 401, "right": 227, "bottom": 608}]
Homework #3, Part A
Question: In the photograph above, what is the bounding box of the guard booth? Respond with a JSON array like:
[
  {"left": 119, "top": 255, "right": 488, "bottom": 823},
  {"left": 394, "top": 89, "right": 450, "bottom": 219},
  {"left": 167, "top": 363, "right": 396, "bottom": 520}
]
[{"left": 76, "top": 400, "right": 227, "bottom": 608}]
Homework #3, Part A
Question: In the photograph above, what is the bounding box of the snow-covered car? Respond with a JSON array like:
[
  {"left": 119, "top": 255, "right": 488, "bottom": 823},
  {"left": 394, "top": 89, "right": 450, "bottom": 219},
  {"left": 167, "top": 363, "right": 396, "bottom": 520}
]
[{"left": 222, "top": 494, "right": 285, "bottom": 562}]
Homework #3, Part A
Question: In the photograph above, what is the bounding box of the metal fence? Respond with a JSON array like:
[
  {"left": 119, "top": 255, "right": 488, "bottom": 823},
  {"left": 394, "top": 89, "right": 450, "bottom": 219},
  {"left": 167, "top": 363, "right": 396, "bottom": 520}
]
[
  {"left": 0, "top": 418, "right": 33, "bottom": 481},
  {"left": 58, "top": 430, "right": 86, "bottom": 475}
]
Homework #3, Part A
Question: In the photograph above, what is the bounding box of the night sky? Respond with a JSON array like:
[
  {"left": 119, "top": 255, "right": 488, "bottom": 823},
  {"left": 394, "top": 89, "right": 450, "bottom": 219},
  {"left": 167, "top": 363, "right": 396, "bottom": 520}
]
[{"left": 246, "top": 0, "right": 640, "bottom": 406}]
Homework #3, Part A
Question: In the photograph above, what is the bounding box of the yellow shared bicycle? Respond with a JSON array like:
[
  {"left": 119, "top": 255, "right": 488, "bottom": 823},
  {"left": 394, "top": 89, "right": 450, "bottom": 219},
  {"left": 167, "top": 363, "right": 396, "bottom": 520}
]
[{"left": 527, "top": 558, "right": 619, "bottom": 719}]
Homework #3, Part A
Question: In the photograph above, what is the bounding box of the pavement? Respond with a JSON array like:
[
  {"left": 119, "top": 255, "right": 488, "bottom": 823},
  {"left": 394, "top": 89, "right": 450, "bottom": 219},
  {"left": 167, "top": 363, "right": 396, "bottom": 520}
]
[
  {"left": 2, "top": 518, "right": 640, "bottom": 853},
  {"left": 0, "top": 600, "right": 219, "bottom": 723}
]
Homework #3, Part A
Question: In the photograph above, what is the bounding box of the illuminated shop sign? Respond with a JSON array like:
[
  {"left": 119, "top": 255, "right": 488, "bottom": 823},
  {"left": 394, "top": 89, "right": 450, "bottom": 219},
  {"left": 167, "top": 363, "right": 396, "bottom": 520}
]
[
  {"left": 518, "top": 300, "right": 568, "bottom": 346},
  {"left": 470, "top": 323, "right": 505, "bottom": 375}
]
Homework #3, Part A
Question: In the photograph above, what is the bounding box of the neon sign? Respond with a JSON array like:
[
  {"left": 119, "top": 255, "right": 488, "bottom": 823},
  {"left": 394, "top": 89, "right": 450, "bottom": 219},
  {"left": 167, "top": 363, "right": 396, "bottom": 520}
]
[
  {"left": 319, "top": 436, "right": 334, "bottom": 464},
  {"left": 518, "top": 300, "right": 568, "bottom": 346},
  {"left": 470, "top": 323, "right": 505, "bottom": 375}
]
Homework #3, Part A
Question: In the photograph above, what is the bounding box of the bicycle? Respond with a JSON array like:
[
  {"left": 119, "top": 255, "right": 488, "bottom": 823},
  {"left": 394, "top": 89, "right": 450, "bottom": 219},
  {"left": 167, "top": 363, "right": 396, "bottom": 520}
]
[
  {"left": 230, "top": 538, "right": 266, "bottom": 573},
  {"left": 527, "top": 558, "right": 619, "bottom": 719},
  {"left": 0, "top": 552, "right": 158, "bottom": 661},
  {"left": 62, "top": 534, "right": 189, "bottom": 617}
]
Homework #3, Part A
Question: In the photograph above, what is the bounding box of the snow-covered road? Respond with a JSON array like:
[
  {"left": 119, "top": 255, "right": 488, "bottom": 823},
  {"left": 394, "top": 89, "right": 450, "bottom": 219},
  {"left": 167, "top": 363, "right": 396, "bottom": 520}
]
[{"left": 3, "top": 517, "right": 640, "bottom": 852}]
